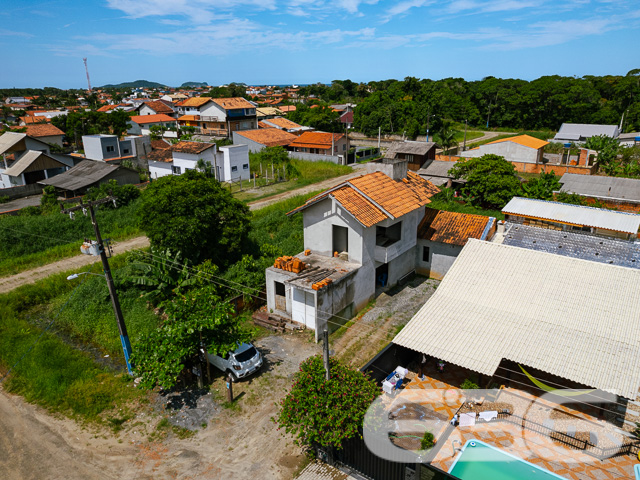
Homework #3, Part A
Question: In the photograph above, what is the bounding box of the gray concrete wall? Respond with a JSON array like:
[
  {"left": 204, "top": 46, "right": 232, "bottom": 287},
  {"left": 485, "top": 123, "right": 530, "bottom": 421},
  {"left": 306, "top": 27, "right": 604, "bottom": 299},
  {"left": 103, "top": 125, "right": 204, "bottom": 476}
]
[
  {"left": 387, "top": 246, "right": 417, "bottom": 286},
  {"left": 232, "top": 132, "right": 265, "bottom": 153},
  {"left": 288, "top": 151, "right": 342, "bottom": 164},
  {"left": 315, "top": 276, "right": 356, "bottom": 342},
  {"left": 83, "top": 135, "right": 120, "bottom": 161},
  {"left": 416, "top": 239, "right": 463, "bottom": 280},
  {"left": 265, "top": 268, "right": 294, "bottom": 318},
  {"left": 0, "top": 183, "right": 43, "bottom": 199},
  {"left": 462, "top": 141, "right": 540, "bottom": 164}
]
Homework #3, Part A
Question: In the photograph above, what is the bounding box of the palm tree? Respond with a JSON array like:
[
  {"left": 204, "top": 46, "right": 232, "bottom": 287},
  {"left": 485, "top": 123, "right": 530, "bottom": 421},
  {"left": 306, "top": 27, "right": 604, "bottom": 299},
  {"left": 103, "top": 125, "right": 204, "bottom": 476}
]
[{"left": 436, "top": 121, "right": 457, "bottom": 161}]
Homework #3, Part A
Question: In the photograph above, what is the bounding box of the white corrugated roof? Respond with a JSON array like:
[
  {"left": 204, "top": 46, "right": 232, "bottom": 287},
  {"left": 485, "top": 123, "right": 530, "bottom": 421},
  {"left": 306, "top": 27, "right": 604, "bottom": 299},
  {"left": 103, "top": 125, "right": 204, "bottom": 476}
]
[
  {"left": 393, "top": 239, "right": 640, "bottom": 399},
  {"left": 0, "top": 132, "right": 26, "bottom": 155},
  {"left": 502, "top": 197, "right": 640, "bottom": 234},
  {"left": 554, "top": 123, "right": 619, "bottom": 140},
  {"left": 560, "top": 173, "right": 640, "bottom": 203}
]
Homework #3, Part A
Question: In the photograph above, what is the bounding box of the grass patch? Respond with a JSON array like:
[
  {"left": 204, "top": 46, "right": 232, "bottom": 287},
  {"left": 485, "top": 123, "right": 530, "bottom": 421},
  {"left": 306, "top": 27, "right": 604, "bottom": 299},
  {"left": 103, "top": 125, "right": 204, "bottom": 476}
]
[
  {"left": 427, "top": 197, "right": 504, "bottom": 220},
  {"left": 232, "top": 160, "right": 351, "bottom": 203},
  {"left": 0, "top": 200, "right": 142, "bottom": 277}
]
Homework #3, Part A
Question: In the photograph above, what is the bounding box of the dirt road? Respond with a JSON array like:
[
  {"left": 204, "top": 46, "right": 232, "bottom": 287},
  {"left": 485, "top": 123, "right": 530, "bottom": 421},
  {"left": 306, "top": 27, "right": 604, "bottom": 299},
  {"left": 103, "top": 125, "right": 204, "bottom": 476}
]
[
  {"left": 0, "top": 334, "right": 320, "bottom": 480},
  {"left": 0, "top": 236, "right": 150, "bottom": 294}
]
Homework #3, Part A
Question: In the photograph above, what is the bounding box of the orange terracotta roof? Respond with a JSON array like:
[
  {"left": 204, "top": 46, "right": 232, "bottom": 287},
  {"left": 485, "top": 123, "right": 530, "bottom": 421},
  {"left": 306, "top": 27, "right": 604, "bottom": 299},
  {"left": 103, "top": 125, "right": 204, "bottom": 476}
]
[
  {"left": 486, "top": 134, "right": 549, "bottom": 150},
  {"left": 145, "top": 100, "right": 174, "bottom": 114},
  {"left": 97, "top": 104, "right": 120, "bottom": 112},
  {"left": 151, "top": 139, "right": 171, "bottom": 150},
  {"left": 211, "top": 97, "right": 255, "bottom": 110},
  {"left": 12, "top": 124, "right": 64, "bottom": 137},
  {"left": 417, "top": 209, "right": 492, "bottom": 246},
  {"left": 279, "top": 105, "right": 297, "bottom": 113},
  {"left": 170, "top": 140, "right": 215, "bottom": 154},
  {"left": 19, "top": 116, "right": 49, "bottom": 124},
  {"left": 289, "top": 171, "right": 439, "bottom": 227},
  {"left": 178, "top": 97, "right": 213, "bottom": 108},
  {"left": 235, "top": 128, "right": 297, "bottom": 147},
  {"left": 257, "top": 121, "right": 270, "bottom": 128},
  {"left": 130, "top": 114, "right": 176, "bottom": 124},
  {"left": 264, "top": 117, "right": 302, "bottom": 130},
  {"left": 178, "top": 114, "right": 200, "bottom": 122},
  {"left": 146, "top": 149, "right": 173, "bottom": 163},
  {"left": 289, "top": 131, "right": 344, "bottom": 149}
]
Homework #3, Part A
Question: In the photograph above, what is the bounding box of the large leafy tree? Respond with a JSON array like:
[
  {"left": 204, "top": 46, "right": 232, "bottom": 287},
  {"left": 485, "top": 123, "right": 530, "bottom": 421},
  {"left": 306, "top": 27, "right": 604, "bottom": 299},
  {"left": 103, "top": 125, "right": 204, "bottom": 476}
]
[
  {"left": 274, "top": 355, "right": 379, "bottom": 451},
  {"left": 585, "top": 134, "right": 620, "bottom": 175},
  {"left": 521, "top": 171, "right": 561, "bottom": 200},
  {"left": 449, "top": 154, "right": 522, "bottom": 209},
  {"left": 131, "top": 287, "right": 249, "bottom": 390},
  {"left": 138, "top": 170, "right": 251, "bottom": 265}
]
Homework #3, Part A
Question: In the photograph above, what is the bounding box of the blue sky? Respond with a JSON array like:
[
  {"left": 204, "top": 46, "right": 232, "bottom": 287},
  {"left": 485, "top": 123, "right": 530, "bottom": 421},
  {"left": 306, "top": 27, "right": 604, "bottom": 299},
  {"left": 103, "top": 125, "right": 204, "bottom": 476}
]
[{"left": 1, "top": 0, "right": 639, "bottom": 88}]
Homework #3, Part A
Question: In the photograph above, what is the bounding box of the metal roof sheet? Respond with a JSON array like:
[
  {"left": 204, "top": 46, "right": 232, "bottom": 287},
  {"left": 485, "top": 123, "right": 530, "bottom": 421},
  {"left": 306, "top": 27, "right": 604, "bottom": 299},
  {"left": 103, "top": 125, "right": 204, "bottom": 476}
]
[
  {"left": 39, "top": 160, "right": 121, "bottom": 191},
  {"left": 560, "top": 173, "right": 640, "bottom": 203},
  {"left": 417, "top": 160, "right": 458, "bottom": 178},
  {"left": 393, "top": 239, "right": 640, "bottom": 399},
  {"left": 0, "top": 132, "right": 27, "bottom": 155},
  {"left": 502, "top": 197, "right": 640, "bottom": 234},
  {"left": 4, "top": 151, "right": 66, "bottom": 176},
  {"left": 385, "top": 140, "right": 436, "bottom": 158},
  {"left": 554, "top": 123, "right": 619, "bottom": 141}
]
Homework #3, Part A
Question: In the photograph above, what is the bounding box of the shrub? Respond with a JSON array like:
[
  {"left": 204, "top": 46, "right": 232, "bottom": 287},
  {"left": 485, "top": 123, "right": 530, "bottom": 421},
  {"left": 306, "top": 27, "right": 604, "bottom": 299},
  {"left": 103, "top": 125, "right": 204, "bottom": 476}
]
[
  {"left": 460, "top": 378, "right": 480, "bottom": 390},
  {"left": 421, "top": 431, "right": 435, "bottom": 449}
]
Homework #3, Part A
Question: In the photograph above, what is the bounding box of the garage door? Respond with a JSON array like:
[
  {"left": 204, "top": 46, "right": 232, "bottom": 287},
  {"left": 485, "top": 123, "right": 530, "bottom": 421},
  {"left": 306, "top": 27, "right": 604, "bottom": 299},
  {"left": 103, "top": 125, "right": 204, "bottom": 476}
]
[{"left": 292, "top": 288, "right": 316, "bottom": 330}]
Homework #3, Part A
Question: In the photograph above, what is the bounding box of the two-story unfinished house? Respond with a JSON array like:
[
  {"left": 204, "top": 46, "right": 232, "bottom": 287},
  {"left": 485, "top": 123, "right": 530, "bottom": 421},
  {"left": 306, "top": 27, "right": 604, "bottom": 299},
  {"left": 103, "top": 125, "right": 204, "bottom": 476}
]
[
  {"left": 265, "top": 159, "right": 439, "bottom": 341},
  {"left": 176, "top": 97, "right": 257, "bottom": 137}
]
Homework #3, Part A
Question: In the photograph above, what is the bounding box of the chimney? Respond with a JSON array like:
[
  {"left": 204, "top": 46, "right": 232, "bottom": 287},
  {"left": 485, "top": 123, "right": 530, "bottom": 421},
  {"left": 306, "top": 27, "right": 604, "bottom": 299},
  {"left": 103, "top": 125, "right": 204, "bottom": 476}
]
[
  {"left": 366, "top": 157, "right": 408, "bottom": 180},
  {"left": 496, "top": 220, "right": 505, "bottom": 235}
]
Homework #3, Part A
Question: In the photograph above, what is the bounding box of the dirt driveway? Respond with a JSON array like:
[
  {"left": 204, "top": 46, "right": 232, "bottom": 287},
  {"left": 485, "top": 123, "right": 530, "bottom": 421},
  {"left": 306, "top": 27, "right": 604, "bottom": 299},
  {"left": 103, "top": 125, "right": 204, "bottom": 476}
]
[{"left": 0, "top": 333, "right": 320, "bottom": 480}]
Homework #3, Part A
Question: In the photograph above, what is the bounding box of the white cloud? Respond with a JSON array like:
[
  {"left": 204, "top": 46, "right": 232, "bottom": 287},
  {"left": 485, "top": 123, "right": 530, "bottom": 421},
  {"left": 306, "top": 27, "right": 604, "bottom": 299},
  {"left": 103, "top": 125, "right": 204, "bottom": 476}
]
[
  {"left": 446, "top": 0, "right": 542, "bottom": 15},
  {"left": 0, "top": 28, "right": 33, "bottom": 38},
  {"left": 382, "top": 0, "right": 435, "bottom": 22}
]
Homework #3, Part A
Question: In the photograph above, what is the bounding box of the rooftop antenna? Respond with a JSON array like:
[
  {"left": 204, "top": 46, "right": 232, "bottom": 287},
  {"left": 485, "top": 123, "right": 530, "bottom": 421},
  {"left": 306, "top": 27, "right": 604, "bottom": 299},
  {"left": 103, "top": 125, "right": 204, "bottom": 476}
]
[{"left": 83, "top": 57, "right": 92, "bottom": 92}]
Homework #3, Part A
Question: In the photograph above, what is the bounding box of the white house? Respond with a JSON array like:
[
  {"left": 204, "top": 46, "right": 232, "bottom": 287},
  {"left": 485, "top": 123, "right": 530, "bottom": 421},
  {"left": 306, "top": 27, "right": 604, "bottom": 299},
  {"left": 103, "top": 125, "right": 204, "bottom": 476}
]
[
  {"left": 176, "top": 97, "right": 257, "bottom": 137},
  {"left": 127, "top": 114, "right": 178, "bottom": 138},
  {"left": 459, "top": 134, "right": 548, "bottom": 164},
  {"left": 148, "top": 141, "right": 250, "bottom": 183},
  {"left": 265, "top": 159, "right": 440, "bottom": 341},
  {"left": 82, "top": 134, "right": 151, "bottom": 162},
  {"left": 553, "top": 123, "right": 620, "bottom": 144}
]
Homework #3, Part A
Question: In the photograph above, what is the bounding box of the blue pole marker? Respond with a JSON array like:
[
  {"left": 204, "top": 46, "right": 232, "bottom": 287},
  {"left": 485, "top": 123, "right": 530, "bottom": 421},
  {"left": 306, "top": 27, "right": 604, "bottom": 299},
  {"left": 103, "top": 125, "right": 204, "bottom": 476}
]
[{"left": 120, "top": 335, "right": 133, "bottom": 375}]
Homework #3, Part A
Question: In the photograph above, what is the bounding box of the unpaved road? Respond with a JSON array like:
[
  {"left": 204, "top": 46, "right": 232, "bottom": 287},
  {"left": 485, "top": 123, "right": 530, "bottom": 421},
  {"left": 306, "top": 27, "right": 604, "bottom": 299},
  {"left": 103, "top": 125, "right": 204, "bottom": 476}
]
[
  {"left": 0, "top": 334, "right": 320, "bottom": 480},
  {"left": 0, "top": 236, "right": 150, "bottom": 294}
]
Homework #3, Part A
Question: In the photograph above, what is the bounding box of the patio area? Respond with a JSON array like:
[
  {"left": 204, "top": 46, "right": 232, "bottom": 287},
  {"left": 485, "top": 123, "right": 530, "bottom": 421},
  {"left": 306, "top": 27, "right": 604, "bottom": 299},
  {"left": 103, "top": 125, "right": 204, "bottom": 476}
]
[{"left": 381, "top": 361, "right": 639, "bottom": 480}]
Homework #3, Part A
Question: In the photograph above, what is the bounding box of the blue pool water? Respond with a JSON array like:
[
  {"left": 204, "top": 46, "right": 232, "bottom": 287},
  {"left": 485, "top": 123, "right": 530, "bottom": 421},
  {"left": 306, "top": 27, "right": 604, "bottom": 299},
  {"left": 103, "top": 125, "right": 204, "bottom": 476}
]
[{"left": 449, "top": 440, "right": 566, "bottom": 479}]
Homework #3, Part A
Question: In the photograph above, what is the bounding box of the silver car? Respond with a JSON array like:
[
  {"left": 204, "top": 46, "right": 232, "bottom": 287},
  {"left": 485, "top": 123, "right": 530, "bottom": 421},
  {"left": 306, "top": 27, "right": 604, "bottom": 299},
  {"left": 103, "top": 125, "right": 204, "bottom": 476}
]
[{"left": 206, "top": 342, "right": 263, "bottom": 381}]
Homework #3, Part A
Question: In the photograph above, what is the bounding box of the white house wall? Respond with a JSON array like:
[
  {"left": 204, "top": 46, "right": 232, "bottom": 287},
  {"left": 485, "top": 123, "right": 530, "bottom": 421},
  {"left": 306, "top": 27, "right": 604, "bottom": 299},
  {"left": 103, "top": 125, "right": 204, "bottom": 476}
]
[
  {"left": 416, "top": 239, "right": 463, "bottom": 280},
  {"left": 149, "top": 161, "right": 172, "bottom": 179},
  {"left": 172, "top": 149, "right": 216, "bottom": 175},
  {"left": 218, "top": 145, "right": 250, "bottom": 182}
]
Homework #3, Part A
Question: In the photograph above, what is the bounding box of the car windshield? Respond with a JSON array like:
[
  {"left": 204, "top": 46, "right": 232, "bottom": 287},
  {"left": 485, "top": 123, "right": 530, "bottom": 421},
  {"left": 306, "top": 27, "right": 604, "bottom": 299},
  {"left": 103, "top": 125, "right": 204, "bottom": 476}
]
[{"left": 234, "top": 346, "right": 258, "bottom": 363}]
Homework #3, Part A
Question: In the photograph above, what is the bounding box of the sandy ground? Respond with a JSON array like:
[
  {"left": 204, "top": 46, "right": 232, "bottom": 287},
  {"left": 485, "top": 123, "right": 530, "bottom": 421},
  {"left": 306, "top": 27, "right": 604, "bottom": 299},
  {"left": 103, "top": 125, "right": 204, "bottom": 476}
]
[
  {"left": 0, "top": 236, "right": 150, "bottom": 294},
  {"left": 0, "top": 334, "right": 320, "bottom": 480}
]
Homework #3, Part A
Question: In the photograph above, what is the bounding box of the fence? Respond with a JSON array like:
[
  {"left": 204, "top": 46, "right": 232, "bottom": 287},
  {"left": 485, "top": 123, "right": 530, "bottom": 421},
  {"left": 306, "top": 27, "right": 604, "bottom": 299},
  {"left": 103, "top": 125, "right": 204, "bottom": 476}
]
[
  {"left": 0, "top": 183, "right": 43, "bottom": 199},
  {"left": 287, "top": 151, "right": 343, "bottom": 164}
]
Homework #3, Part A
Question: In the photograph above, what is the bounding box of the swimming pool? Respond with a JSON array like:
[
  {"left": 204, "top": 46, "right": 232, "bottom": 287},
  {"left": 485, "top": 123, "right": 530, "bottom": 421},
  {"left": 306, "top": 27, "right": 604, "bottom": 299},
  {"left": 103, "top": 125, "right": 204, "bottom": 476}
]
[{"left": 448, "top": 440, "right": 566, "bottom": 480}]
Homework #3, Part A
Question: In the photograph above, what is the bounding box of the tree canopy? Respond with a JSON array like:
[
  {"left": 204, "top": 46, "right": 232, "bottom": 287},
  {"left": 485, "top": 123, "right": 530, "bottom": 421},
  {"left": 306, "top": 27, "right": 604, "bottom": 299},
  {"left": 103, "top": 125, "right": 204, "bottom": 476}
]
[
  {"left": 138, "top": 170, "right": 251, "bottom": 266},
  {"left": 274, "top": 355, "right": 379, "bottom": 450},
  {"left": 131, "top": 287, "right": 249, "bottom": 390},
  {"left": 448, "top": 154, "right": 522, "bottom": 209}
]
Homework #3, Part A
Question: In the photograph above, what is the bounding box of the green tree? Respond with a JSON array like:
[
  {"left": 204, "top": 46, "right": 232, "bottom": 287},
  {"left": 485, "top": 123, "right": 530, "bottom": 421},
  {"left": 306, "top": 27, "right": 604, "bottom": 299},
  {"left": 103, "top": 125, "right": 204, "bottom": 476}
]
[
  {"left": 39, "top": 185, "right": 59, "bottom": 214},
  {"left": 585, "top": 134, "right": 620, "bottom": 175},
  {"left": 521, "top": 172, "right": 561, "bottom": 200},
  {"left": 448, "top": 154, "right": 522, "bottom": 209},
  {"left": 131, "top": 287, "right": 249, "bottom": 390},
  {"left": 138, "top": 170, "right": 251, "bottom": 266},
  {"left": 435, "top": 121, "right": 457, "bottom": 160},
  {"left": 274, "top": 355, "right": 379, "bottom": 451}
]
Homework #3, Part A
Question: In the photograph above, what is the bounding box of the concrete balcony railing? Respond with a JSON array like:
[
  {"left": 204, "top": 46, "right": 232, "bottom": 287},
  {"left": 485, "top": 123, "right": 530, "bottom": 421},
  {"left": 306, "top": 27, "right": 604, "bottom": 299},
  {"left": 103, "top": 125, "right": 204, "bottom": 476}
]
[{"left": 374, "top": 240, "right": 415, "bottom": 264}]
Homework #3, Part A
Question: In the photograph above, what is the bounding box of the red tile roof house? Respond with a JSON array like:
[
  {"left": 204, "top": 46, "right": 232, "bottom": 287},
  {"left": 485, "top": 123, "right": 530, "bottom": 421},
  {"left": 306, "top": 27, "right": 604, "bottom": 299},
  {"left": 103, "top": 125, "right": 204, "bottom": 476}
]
[
  {"left": 127, "top": 114, "right": 178, "bottom": 138},
  {"left": 287, "top": 131, "right": 348, "bottom": 164},
  {"left": 264, "top": 158, "right": 441, "bottom": 341},
  {"left": 176, "top": 97, "right": 257, "bottom": 137}
]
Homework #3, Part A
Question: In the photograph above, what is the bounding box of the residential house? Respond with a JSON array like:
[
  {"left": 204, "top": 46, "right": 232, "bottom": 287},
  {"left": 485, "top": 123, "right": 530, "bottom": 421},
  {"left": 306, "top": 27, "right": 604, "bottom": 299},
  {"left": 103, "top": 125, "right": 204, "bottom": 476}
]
[
  {"left": 136, "top": 100, "right": 176, "bottom": 118},
  {"left": 459, "top": 134, "right": 548, "bottom": 171},
  {"left": 618, "top": 132, "right": 640, "bottom": 147},
  {"left": 385, "top": 140, "right": 437, "bottom": 170},
  {"left": 340, "top": 111, "right": 354, "bottom": 129},
  {"left": 265, "top": 159, "right": 439, "bottom": 340},
  {"left": 558, "top": 173, "right": 640, "bottom": 213},
  {"left": 12, "top": 124, "right": 65, "bottom": 147},
  {"left": 39, "top": 160, "right": 140, "bottom": 197},
  {"left": 149, "top": 140, "right": 250, "bottom": 182},
  {"left": 416, "top": 160, "right": 462, "bottom": 188},
  {"left": 161, "top": 93, "right": 188, "bottom": 103},
  {"left": 256, "top": 107, "right": 284, "bottom": 120},
  {"left": 127, "top": 114, "right": 178, "bottom": 138},
  {"left": 279, "top": 105, "right": 297, "bottom": 113},
  {"left": 82, "top": 134, "right": 151, "bottom": 163},
  {"left": 0, "top": 132, "right": 70, "bottom": 190},
  {"left": 502, "top": 196, "right": 640, "bottom": 240},
  {"left": 416, "top": 209, "right": 496, "bottom": 279},
  {"left": 233, "top": 128, "right": 297, "bottom": 152},
  {"left": 260, "top": 117, "right": 312, "bottom": 134},
  {"left": 19, "top": 116, "right": 50, "bottom": 125},
  {"left": 288, "top": 131, "right": 347, "bottom": 163},
  {"left": 177, "top": 97, "right": 257, "bottom": 137},
  {"left": 394, "top": 238, "right": 640, "bottom": 417},
  {"left": 553, "top": 123, "right": 620, "bottom": 143}
]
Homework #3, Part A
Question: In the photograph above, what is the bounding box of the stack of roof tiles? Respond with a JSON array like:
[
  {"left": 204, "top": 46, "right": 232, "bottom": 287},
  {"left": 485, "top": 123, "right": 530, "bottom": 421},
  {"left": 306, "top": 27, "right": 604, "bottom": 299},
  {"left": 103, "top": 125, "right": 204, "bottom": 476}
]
[
  {"left": 273, "top": 256, "right": 306, "bottom": 274},
  {"left": 312, "top": 278, "right": 333, "bottom": 290}
]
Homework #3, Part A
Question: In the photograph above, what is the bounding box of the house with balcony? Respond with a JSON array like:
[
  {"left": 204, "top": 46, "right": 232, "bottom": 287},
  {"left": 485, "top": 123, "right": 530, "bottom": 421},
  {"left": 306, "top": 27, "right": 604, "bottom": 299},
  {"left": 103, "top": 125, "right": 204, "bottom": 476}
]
[
  {"left": 264, "top": 159, "right": 439, "bottom": 341},
  {"left": 127, "top": 114, "right": 178, "bottom": 138},
  {"left": 176, "top": 97, "right": 257, "bottom": 137}
]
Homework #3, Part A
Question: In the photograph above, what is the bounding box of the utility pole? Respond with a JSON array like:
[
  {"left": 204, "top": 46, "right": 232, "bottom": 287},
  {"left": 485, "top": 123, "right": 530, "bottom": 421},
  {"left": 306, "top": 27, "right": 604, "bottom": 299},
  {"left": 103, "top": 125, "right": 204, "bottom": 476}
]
[
  {"left": 463, "top": 119, "right": 468, "bottom": 152},
  {"left": 62, "top": 197, "right": 133, "bottom": 374},
  {"left": 323, "top": 328, "right": 330, "bottom": 381},
  {"left": 378, "top": 126, "right": 381, "bottom": 149}
]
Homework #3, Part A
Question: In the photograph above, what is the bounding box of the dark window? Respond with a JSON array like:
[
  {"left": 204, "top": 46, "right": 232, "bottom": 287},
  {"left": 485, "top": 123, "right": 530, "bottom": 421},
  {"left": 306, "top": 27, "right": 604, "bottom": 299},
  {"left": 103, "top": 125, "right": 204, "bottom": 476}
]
[
  {"left": 106, "top": 145, "right": 115, "bottom": 153},
  {"left": 376, "top": 222, "right": 402, "bottom": 247},
  {"left": 122, "top": 148, "right": 130, "bottom": 154},
  {"left": 231, "top": 166, "right": 238, "bottom": 172},
  {"left": 171, "top": 165, "right": 181, "bottom": 174},
  {"left": 243, "top": 164, "right": 249, "bottom": 170},
  {"left": 332, "top": 225, "right": 348, "bottom": 254},
  {"left": 422, "top": 246, "right": 430, "bottom": 262},
  {"left": 275, "top": 281, "right": 285, "bottom": 297}
]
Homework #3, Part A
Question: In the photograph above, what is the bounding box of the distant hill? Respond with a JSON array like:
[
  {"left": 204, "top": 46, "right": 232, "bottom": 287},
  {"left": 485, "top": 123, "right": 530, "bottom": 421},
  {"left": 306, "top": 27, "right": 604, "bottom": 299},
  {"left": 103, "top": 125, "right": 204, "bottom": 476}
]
[
  {"left": 99, "top": 80, "right": 167, "bottom": 89},
  {"left": 181, "top": 81, "right": 209, "bottom": 88}
]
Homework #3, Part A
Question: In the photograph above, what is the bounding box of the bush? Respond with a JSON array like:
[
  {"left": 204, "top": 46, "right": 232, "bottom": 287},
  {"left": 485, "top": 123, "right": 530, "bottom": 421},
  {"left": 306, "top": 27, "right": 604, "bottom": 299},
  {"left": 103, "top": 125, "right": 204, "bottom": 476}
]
[
  {"left": 421, "top": 431, "right": 435, "bottom": 449},
  {"left": 460, "top": 378, "right": 480, "bottom": 390}
]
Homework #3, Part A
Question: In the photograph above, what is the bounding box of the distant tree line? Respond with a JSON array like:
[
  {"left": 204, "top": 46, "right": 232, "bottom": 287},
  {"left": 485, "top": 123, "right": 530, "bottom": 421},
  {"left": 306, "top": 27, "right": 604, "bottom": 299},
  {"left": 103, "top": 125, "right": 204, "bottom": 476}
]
[{"left": 297, "top": 71, "right": 640, "bottom": 137}]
